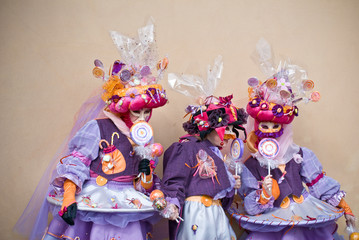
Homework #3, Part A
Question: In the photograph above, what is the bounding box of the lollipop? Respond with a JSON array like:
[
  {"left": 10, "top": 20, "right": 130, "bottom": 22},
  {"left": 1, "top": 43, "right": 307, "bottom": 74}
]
[
  {"left": 248, "top": 77, "right": 259, "bottom": 87},
  {"left": 150, "top": 190, "right": 167, "bottom": 211},
  {"left": 130, "top": 121, "right": 153, "bottom": 146},
  {"left": 231, "top": 138, "right": 244, "bottom": 160},
  {"left": 266, "top": 79, "right": 277, "bottom": 89},
  {"left": 258, "top": 138, "right": 280, "bottom": 176},
  {"left": 231, "top": 138, "right": 244, "bottom": 195},
  {"left": 157, "top": 57, "right": 169, "bottom": 71}
]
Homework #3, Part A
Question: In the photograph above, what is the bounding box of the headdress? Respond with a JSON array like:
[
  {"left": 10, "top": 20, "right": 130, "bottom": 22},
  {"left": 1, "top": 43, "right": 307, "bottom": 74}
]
[
  {"left": 168, "top": 56, "right": 247, "bottom": 141},
  {"left": 183, "top": 95, "right": 248, "bottom": 140},
  {"left": 247, "top": 39, "right": 320, "bottom": 125},
  {"left": 93, "top": 20, "right": 168, "bottom": 114}
]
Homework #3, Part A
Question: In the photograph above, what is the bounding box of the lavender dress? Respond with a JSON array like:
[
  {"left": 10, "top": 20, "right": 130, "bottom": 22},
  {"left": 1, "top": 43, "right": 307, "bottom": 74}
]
[
  {"left": 44, "top": 118, "right": 160, "bottom": 240},
  {"left": 229, "top": 147, "right": 345, "bottom": 240},
  {"left": 162, "top": 137, "right": 237, "bottom": 240}
]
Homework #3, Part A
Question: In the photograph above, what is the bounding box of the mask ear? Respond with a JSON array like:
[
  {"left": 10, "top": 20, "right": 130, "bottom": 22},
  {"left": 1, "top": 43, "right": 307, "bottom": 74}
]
[{"left": 215, "top": 126, "right": 226, "bottom": 141}]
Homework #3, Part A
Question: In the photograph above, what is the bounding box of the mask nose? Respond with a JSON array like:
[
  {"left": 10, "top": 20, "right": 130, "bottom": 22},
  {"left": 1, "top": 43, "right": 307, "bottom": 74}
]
[{"left": 137, "top": 111, "right": 146, "bottom": 122}]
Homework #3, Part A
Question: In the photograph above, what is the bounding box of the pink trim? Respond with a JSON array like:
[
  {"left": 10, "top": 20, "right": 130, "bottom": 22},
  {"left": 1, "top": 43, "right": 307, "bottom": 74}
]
[
  {"left": 71, "top": 151, "right": 91, "bottom": 166},
  {"left": 103, "top": 145, "right": 116, "bottom": 153},
  {"left": 306, "top": 172, "right": 324, "bottom": 187},
  {"left": 89, "top": 170, "right": 135, "bottom": 182}
]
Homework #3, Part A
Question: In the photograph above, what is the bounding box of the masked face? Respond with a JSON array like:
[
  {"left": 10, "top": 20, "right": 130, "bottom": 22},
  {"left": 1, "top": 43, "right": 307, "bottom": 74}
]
[
  {"left": 129, "top": 108, "right": 152, "bottom": 124},
  {"left": 255, "top": 121, "right": 284, "bottom": 138},
  {"left": 223, "top": 125, "right": 236, "bottom": 140},
  {"left": 207, "top": 125, "right": 235, "bottom": 148}
]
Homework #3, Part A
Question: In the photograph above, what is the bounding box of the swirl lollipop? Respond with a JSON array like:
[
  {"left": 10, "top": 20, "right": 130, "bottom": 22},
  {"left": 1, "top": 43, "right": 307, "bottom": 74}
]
[
  {"left": 130, "top": 121, "right": 154, "bottom": 146},
  {"left": 258, "top": 138, "right": 280, "bottom": 176},
  {"left": 231, "top": 138, "right": 244, "bottom": 195}
]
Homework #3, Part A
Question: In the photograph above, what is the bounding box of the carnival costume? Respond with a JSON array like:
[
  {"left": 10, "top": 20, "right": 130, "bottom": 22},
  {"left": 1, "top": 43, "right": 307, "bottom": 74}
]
[
  {"left": 229, "top": 39, "right": 356, "bottom": 240},
  {"left": 161, "top": 58, "right": 247, "bottom": 240},
  {"left": 15, "top": 21, "right": 169, "bottom": 240}
]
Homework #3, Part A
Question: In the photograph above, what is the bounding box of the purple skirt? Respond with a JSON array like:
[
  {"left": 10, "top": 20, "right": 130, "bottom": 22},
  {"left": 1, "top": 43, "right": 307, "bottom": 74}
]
[{"left": 45, "top": 179, "right": 160, "bottom": 240}]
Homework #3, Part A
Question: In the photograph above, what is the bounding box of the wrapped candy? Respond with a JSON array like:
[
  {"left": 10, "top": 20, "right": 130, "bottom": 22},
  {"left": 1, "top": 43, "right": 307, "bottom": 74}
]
[{"left": 150, "top": 189, "right": 167, "bottom": 211}]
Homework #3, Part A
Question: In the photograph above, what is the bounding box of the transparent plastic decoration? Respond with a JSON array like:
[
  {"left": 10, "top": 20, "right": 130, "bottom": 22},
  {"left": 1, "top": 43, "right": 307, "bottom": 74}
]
[
  {"left": 110, "top": 18, "right": 161, "bottom": 82},
  {"left": 168, "top": 55, "right": 223, "bottom": 99},
  {"left": 251, "top": 38, "right": 320, "bottom": 106}
]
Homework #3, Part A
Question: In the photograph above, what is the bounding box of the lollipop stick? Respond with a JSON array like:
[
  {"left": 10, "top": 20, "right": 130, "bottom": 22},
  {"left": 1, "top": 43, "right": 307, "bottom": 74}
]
[
  {"left": 235, "top": 162, "right": 238, "bottom": 195},
  {"left": 267, "top": 159, "right": 271, "bottom": 192}
]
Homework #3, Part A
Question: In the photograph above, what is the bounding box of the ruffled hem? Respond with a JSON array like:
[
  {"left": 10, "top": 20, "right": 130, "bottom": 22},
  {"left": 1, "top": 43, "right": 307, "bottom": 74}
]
[{"left": 228, "top": 192, "right": 344, "bottom": 232}]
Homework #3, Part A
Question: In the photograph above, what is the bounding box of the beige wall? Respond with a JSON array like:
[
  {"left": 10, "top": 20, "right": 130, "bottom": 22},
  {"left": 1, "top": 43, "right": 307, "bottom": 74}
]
[{"left": 2, "top": 0, "right": 358, "bottom": 239}]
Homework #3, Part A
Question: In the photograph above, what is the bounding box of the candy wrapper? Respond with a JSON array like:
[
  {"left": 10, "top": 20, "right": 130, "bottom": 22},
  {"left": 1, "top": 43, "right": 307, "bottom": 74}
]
[
  {"left": 149, "top": 190, "right": 184, "bottom": 223},
  {"left": 168, "top": 55, "right": 223, "bottom": 100}
]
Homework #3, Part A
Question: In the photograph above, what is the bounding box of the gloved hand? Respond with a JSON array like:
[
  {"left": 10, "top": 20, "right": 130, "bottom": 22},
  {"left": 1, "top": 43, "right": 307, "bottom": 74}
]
[
  {"left": 138, "top": 159, "right": 154, "bottom": 190},
  {"left": 138, "top": 159, "right": 151, "bottom": 175},
  {"left": 58, "top": 179, "right": 77, "bottom": 225}
]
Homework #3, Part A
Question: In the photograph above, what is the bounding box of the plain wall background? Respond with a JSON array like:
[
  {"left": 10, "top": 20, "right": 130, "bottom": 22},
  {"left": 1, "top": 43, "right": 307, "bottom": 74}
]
[{"left": 2, "top": 0, "right": 358, "bottom": 239}]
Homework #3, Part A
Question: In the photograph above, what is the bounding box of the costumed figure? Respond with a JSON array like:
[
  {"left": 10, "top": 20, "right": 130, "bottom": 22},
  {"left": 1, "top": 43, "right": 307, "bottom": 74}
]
[
  {"left": 15, "top": 20, "right": 169, "bottom": 240},
  {"left": 161, "top": 57, "right": 247, "bottom": 240},
  {"left": 229, "top": 39, "right": 357, "bottom": 240}
]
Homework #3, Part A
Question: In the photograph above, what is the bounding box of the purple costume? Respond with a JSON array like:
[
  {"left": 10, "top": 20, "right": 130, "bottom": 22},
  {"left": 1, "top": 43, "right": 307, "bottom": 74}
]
[
  {"left": 44, "top": 118, "right": 160, "bottom": 240},
  {"left": 229, "top": 146, "right": 345, "bottom": 240},
  {"left": 162, "top": 136, "right": 237, "bottom": 240}
]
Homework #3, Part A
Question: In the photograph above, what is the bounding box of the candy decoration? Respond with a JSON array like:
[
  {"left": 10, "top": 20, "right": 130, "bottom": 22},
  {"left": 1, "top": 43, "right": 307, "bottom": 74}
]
[
  {"left": 302, "top": 80, "right": 314, "bottom": 91},
  {"left": 258, "top": 138, "right": 280, "bottom": 176},
  {"left": 130, "top": 121, "right": 153, "bottom": 145},
  {"left": 150, "top": 190, "right": 167, "bottom": 211},
  {"left": 140, "top": 66, "right": 151, "bottom": 77},
  {"left": 93, "top": 67, "right": 105, "bottom": 79},
  {"left": 279, "top": 89, "right": 291, "bottom": 99},
  {"left": 120, "top": 69, "right": 132, "bottom": 82},
  {"left": 192, "top": 224, "right": 198, "bottom": 234},
  {"left": 94, "top": 59, "right": 104, "bottom": 68},
  {"left": 248, "top": 77, "right": 259, "bottom": 87},
  {"left": 96, "top": 175, "right": 108, "bottom": 186},
  {"left": 150, "top": 189, "right": 165, "bottom": 201},
  {"left": 350, "top": 232, "right": 359, "bottom": 240},
  {"left": 266, "top": 79, "right": 277, "bottom": 89},
  {"left": 258, "top": 138, "right": 280, "bottom": 159},
  {"left": 151, "top": 143, "right": 164, "bottom": 157},
  {"left": 231, "top": 138, "right": 244, "bottom": 160},
  {"left": 310, "top": 91, "right": 321, "bottom": 102},
  {"left": 112, "top": 60, "right": 125, "bottom": 75},
  {"left": 157, "top": 57, "right": 169, "bottom": 71}
]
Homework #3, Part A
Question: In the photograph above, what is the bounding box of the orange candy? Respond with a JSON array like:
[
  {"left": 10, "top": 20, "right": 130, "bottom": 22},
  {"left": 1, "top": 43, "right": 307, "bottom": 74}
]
[
  {"left": 311, "top": 91, "right": 321, "bottom": 102},
  {"left": 157, "top": 57, "right": 169, "bottom": 70},
  {"left": 93, "top": 66, "right": 105, "bottom": 78},
  {"left": 150, "top": 189, "right": 165, "bottom": 201},
  {"left": 151, "top": 143, "right": 164, "bottom": 157},
  {"left": 302, "top": 80, "right": 315, "bottom": 91},
  {"left": 350, "top": 232, "right": 359, "bottom": 240},
  {"left": 266, "top": 79, "right": 277, "bottom": 89}
]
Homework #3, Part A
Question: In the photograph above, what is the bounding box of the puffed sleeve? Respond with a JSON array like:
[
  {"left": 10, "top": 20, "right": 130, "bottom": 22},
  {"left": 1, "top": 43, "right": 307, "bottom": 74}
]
[
  {"left": 52, "top": 120, "right": 101, "bottom": 193},
  {"left": 161, "top": 142, "right": 192, "bottom": 209},
  {"left": 241, "top": 165, "right": 275, "bottom": 215},
  {"left": 300, "top": 147, "right": 345, "bottom": 206}
]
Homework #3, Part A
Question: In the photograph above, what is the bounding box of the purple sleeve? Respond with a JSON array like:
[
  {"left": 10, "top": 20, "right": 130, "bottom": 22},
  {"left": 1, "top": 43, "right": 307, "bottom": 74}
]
[
  {"left": 241, "top": 165, "right": 275, "bottom": 215},
  {"left": 52, "top": 120, "right": 101, "bottom": 193},
  {"left": 300, "top": 147, "right": 344, "bottom": 206},
  {"left": 161, "top": 142, "right": 192, "bottom": 209}
]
